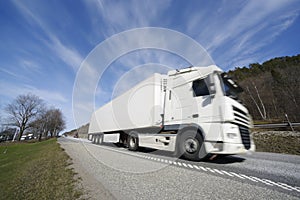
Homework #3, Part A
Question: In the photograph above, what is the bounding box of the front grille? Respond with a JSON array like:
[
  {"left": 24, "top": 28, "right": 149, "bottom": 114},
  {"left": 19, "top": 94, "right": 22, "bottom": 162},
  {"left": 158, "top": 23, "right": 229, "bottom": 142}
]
[
  {"left": 239, "top": 126, "right": 251, "bottom": 150},
  {"left": 233, "top": 106, "right": 250, "bottom": 128}
]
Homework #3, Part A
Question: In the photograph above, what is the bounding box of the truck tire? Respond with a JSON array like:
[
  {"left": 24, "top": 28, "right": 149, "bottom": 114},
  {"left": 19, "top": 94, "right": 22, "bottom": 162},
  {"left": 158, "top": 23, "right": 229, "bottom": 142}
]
[
  {"left": 128, "top": 132, "right": 139, "bottom": 151},
  {"left": 178, "top": 129, "right": 206, "bottom": 161}
]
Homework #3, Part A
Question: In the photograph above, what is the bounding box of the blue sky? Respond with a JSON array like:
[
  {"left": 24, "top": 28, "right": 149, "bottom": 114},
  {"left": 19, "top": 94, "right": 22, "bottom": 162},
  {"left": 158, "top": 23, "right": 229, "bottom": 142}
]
[{"left": 1, "top": 0, "right": 299, "bottom": 131}]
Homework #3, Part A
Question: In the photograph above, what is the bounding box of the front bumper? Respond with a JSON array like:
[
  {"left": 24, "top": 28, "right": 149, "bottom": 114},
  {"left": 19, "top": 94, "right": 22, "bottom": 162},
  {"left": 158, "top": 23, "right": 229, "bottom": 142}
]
[{"left": 206, "top": 141, "right": 256, "bottom": 155}]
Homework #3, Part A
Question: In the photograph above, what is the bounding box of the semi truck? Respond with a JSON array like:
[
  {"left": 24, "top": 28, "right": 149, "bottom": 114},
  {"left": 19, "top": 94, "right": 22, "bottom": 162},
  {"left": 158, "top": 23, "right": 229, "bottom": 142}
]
[{"left": 88, "top": 65, "right": 255, "bottom": 161}]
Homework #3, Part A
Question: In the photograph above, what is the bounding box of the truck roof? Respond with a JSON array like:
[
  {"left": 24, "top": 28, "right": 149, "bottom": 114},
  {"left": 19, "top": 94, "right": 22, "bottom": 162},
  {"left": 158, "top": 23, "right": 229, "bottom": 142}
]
[{"left": 168, "top": 65, "right": 222, "bottom": 77}]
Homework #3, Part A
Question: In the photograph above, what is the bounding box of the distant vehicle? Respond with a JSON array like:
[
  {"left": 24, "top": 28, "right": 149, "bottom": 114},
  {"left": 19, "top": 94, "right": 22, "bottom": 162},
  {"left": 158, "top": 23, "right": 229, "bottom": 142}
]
[
  {"left": 20, "top": 134, "right": 34, "bottom": 141},
  {"left": 0, "top": 135, "right": 6, "bottom": 142},
  {"left": 88, "top": 65, "right": 255, "bottom": 160},
  {"left": 0, "top": 128, "right": 16, "bottom": 142}
]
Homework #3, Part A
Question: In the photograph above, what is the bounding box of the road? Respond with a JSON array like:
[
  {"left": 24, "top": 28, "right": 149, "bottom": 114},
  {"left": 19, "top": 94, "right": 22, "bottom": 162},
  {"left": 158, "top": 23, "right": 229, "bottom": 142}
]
[{"left": 58, "top": 137, "right": 300, "bottom": 200}]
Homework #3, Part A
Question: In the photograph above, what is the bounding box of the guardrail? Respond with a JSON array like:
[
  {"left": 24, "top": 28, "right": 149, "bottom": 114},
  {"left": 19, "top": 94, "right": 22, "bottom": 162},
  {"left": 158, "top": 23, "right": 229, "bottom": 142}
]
[{"left": 254, "top": 123, "right": 300, "bottom": 129}]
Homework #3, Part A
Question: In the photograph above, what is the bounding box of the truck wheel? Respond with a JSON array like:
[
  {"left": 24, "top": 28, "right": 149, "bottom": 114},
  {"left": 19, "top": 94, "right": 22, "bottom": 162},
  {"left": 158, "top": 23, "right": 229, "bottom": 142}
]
[
  {"left": 178, "top": 129, "right": 206, "bottom": 161},
  {"left": 128, "top": 133, "right": 139, "bottom": 151}
]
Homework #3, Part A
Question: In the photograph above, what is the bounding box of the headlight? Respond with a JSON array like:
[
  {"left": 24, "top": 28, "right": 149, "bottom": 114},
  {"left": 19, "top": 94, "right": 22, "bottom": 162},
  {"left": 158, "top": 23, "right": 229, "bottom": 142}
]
[{"left": 227, "top": 132, "right": 238, "bottom": 139}]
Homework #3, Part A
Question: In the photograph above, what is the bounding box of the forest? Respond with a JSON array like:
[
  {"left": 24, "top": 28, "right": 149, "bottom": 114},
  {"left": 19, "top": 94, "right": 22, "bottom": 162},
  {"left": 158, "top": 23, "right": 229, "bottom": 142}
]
[{"left": 227, "top": 54, "right": 300, "bottom": 122}]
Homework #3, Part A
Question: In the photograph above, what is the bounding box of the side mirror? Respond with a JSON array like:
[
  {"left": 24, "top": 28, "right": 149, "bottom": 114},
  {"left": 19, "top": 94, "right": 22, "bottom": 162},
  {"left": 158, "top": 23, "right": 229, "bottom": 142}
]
[{"left": 207, "top": 74, "right": 216, "bottom": 96}]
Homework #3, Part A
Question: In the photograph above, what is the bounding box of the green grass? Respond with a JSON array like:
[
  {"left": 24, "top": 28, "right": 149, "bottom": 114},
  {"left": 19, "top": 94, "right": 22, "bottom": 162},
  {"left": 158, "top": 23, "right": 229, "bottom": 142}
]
[{"left": 0, "top": 139, "right": 83, "bottom": 200}]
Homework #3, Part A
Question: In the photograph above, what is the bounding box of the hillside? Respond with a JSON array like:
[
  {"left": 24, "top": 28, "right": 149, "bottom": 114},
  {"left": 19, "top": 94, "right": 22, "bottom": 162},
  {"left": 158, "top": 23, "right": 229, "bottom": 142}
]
[
  {"left": 228, "top": 54, "right": 300, "bottom": 122},
  {"left": 64, "top": 124, "right": 89, "bottom": 138}
]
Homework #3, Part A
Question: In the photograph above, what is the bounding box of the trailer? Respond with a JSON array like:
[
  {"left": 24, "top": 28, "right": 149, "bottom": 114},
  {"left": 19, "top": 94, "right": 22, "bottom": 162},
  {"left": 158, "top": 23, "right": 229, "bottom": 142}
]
[{"left": 88, "top": 65, "right": 255, "bottom": 160}]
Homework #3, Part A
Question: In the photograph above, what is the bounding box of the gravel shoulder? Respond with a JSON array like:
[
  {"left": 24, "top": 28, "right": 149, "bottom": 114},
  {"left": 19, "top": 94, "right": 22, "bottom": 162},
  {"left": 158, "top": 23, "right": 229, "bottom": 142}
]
[{"left": 59, "top": 138, "right": 116, "bottom": 200}]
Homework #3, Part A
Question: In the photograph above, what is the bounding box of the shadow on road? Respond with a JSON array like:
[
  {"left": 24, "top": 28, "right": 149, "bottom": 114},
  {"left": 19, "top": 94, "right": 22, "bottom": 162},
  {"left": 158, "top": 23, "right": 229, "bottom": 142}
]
[
  {"left": 90, "top": 142, "right": 246, "bottom": 164},
  {"left": 205, "top": 155, "right": 245, "bottom": 164},
  {"left": 138, "top": 147, "right": 246, "bottom": 164}
]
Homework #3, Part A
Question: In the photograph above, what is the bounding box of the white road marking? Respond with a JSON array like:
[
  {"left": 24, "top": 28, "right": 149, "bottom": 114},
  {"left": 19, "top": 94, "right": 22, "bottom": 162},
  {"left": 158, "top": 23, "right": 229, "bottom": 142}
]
[
  {"left": 177, "top": 162, "right": 182, "bottom": 166},
  {"left": 239, "top": 174, "right": 258, "bottom": 182},
  {"left": 230, "top": 172, "right": 245, "bottom": 179},
  {"left": 199, "top": 166, "right": 208, "bottom": 171},
  {"left": 173, "top": 161, "right": 177, "bottom": 165},
  {"left": 187, "top": 164, "right": 194, "bottom": 168},
  {"left": 182, "top": 163, "right": 188, "bottom": 167},
  {"left": 193, "top": 165, "right": 200, "bottom": 170},
  {"left": 275, "top": 182, "right": 297, "bottom": 191},
  {"left": 206, "top": 167, "right": 216, "bottom": 173},
  {"left": 293, "top": 186, "right": 300, "bottom": 192},
  {"left": 220, "top": 170, "right": 234, "bottom": 177},
  {"left": 250, "top": 177, "right": 273, "bottom": 186},
  {"left": 213, "top": 169, "right": 224, "bottom": 175}
]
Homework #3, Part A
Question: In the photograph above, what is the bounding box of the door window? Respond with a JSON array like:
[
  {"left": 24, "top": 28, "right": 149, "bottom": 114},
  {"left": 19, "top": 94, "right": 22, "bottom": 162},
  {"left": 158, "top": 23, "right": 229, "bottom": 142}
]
[{"left": 192, "top": 79, "right": 209, "bottom": 97}]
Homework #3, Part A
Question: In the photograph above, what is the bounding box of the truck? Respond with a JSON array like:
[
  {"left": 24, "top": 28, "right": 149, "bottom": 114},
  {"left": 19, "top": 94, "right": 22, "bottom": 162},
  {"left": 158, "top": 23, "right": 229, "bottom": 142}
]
[{"left": 88, "top": 65, "right": 255, "bottom": 161}]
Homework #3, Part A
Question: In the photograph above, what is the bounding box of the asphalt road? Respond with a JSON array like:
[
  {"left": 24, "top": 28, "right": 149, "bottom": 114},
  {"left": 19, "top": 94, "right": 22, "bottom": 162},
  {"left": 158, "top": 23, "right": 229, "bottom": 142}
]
[{"left": 58, "top": 137, "right": 300, "bottom": 200}]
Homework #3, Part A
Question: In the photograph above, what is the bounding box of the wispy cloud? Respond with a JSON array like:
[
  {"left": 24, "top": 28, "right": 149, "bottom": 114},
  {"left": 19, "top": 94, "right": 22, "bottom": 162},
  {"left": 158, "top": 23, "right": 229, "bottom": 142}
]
[
  {"left": 11, "top": 0, "right": 84, "bottom": 72},
  {"left": 85, "top": 0, "right": 171, "bottom": 35},
  {"left": 205, "top": 1, "right": 289, "bottom": 51},
  {"left": 45, "top": 36, "right": 84, "bottom": 72},
  {"left": 0, "top": 80, "right": 68, "bottom": 104},
  {"left": 0, "top": 67, "right": 30, "bottom": 82},
  {"left": 19, "top": 59, "right": 41, "bottom": 73},
  {"left": 186, "top": 0, "right": 300, "bottom": 68}
]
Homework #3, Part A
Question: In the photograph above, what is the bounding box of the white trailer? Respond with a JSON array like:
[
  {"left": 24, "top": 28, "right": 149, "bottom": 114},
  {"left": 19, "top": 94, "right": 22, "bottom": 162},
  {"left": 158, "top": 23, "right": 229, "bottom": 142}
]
[{"left": 88, "top": 65, "right": 255, "bottom": 160}]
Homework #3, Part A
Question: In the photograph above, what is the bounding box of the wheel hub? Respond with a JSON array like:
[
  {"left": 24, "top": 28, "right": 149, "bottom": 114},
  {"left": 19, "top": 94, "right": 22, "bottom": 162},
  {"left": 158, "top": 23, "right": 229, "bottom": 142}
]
[
  {"left": 129, "top": 137, "right": 136, "bottom": 147},
  {"left": 184, "top": 138, "right": 198, "bottom": 153}
]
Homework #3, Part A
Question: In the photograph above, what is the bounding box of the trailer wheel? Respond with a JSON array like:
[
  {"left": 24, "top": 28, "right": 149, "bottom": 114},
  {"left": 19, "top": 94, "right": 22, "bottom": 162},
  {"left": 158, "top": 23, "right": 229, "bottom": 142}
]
[
  {"left": 178, "top": 129, "right": 206, "bottom": 161},
  {"left": 128, "top": 132, "right": 139, "bottom": 151}
]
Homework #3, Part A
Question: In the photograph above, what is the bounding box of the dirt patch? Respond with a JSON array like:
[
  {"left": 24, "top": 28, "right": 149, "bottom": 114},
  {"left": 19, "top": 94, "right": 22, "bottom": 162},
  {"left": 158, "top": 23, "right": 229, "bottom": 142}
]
[{"left": 252, "top": 131, "right": 300, "bottom": 155}]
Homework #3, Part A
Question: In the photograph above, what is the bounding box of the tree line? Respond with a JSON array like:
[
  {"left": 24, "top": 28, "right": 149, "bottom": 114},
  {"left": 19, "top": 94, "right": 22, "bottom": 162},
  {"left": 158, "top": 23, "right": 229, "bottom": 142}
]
[
  {"left": 2, "top": 93, "right": 66, "bottom": 141},
  {"left": 228, "top": 54, "right": 300, "bottom": 122}
]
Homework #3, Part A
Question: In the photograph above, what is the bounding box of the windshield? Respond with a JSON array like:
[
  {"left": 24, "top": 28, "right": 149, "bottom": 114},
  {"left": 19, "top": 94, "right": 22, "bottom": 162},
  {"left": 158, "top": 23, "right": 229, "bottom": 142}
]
[{"left": 221, "top": 73, "right": 243, "bottom": 99}]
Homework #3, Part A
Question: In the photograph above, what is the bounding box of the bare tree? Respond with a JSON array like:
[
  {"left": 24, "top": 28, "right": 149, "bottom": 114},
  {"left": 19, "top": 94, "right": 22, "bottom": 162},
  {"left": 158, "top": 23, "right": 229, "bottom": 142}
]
[
  {"left": 30, "top": 111, "right": 48, "bottom": 141},
  {"left": 30, "top": 108, "right": 66, "bottom": 140},
  {"left": 246, "top": 84, "right": 267, "bottom": 120},
  {"left": 5, "top": 93, "right": 45, "bottom": 141},
  {"left": 46, "top": 108, "right": 66, "bottom": 137}
]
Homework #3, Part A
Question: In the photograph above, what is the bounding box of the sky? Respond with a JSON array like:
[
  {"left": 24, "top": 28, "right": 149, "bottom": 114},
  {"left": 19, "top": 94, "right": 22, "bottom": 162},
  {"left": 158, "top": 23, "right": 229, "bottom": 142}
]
[{"left": 0, "top": 0, "right": 299, "bottom": 131}]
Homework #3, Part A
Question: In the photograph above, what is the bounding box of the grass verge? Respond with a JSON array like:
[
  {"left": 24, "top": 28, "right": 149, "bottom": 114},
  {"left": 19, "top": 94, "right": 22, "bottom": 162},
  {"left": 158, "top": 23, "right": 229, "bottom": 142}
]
[{"left": 0, "top": 138, "right": 83, "bottom": 200}]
